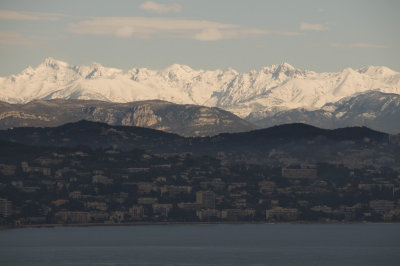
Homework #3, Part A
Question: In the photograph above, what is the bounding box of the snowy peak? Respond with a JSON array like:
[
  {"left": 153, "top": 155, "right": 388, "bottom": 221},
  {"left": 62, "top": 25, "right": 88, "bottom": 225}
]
[
  {"left": 357, "top": 65, "right": 397, "bottom": 76},
  {"left": 260, "top": 62, "right": 309, "bottom": 80},
  {"left": 273, "top": 62, "right": 296, "bottom": 73},
  {"left": 0, "top": 58, "right": 399, "bottom": 118},
  {"left": 39, "top": 57, "right": 70, "bottom": 70},
  {"left": 163, "top": 64, "right": 197, "bottom": 81},
  {"left": 164, "top": 64, "right": 194, "bottom": 73},
  {"left": 262, "top": 62, "right": 295, "bottom": 71},
  {"left": 83, "top": 62, "right": 114, "bottom": 79}
]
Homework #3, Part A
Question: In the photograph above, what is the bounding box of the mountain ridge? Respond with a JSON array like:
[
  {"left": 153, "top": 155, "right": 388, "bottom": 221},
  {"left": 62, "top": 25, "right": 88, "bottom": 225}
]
[
  {"left": 0, "top": 99, "right": 257, "bottom": 137},
  {"left": 247, "top": 91, "right": 400, "bottom": 134},
  {"left": 1, "top": 58, "right": 399, "bottom": 117},
  {"left": 0, "top": 120, "right": 392, "bottom": 165}
]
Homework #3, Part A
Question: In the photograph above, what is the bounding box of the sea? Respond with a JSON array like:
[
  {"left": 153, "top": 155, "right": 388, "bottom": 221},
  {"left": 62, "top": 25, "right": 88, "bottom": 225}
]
[{"left": 0, "top": 223, "right": 399, "bottom": 266}]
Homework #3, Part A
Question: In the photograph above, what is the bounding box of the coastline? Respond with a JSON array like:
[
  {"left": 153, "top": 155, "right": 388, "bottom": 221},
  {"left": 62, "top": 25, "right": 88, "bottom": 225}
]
[{"left": 2, "top": 220, "right": 398, "bottom": 230}]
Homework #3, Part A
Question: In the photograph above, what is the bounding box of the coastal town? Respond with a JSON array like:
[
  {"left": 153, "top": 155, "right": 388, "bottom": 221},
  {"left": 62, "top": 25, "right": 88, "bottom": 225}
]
[{"left": 1, "top": 142, "right": 399, "bottom": 227}]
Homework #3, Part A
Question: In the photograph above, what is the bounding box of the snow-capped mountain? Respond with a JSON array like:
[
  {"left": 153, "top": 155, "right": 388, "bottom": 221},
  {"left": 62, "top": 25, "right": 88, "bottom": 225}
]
[
  {"left": 0, "top": 58, "right": 399, "bottom": 117},
  {"left": 246, "top": 91, "right": 400, "bottom": 133}
]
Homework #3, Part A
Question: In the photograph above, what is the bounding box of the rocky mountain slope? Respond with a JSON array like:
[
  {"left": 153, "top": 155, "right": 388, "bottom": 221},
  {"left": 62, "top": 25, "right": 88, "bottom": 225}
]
[
  {"left": 247, "top": 91, "right": 400, "bottom": 134},
  {"left": 1, "top": 58, "right": 399, "bottom": 117},
  {"left": 0, "top": 99, "right": 256, "bottom": 137}
]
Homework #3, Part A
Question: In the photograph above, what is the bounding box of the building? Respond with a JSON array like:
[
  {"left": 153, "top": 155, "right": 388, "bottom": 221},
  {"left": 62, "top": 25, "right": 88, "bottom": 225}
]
[
  {"left": 266, "top": 207, "right": 298, "bottom": 221},
  {"left": 136, "top": 182, "right": 154, "bottom": 194},
  {"left": 127, "top": 168, "right": 150, "bottom": 173},
  {"left": 90, "top": 211, "right": 109, "bottom": 222},
  {"left": 129, "top": 205, "right": 144, "bottom": 220},
  {"left": 200, "top": 178, "right": 226, "bottom": 191},
  {"left": 177, "top": 202, "right": 202, "bottom": 210},
  {"left": 92, "top": 175, "right": 113, "bottom": 185},
  {"left": 227, "top": 182, "right": 247, "bottom": 192},
  {"left": 137, "top": 197, "right": 158, "bottom": 205},
  {"left": 0, "top": 198, "right": 12, "bottom": 217},
  {"left": 196, "top": 191, "right": 216, "bottom": 209},
  {"left": 221, "top": 209, "right": 255, "bottom": 221},
  {"left": 85, "top": 201, "right": 108, "bottom": 211},
  {"left": 282, "top": 168, "right": 317, "bottom": 179},
  {"left": 311, "top": 205, "right": 332, "bottom": 214},
  {"left": 196, "top": 209, "right": 221, "bottom": 221},
  {"left": 152, "top": 203, "right": 173, "bottom": 217},
  {"left": 20, "top": 162, "right": 51, "bottom": 176},
  {"left": 55, "top": 211, "right": 90, "bottom": 224},
  {"left": 160, "top": 185, "right": 192, "bottom": 195},
  {"left": 370, "top": 200, "right": 394, "bottom": 213},
  {"left": 0, "top": 164, "right": 16, "bottom": 175},
  {"left": 233, "top": 198, "right": 247, "bottom": 208},
  {"left": 110, "top": 211, "right": 125, "bottom": 223},
  {"left": 259, "top": 181, "right": 275, "bottom": 195},
  {"left": 69, "top": 191, "right": 82, "bottom": 200}
]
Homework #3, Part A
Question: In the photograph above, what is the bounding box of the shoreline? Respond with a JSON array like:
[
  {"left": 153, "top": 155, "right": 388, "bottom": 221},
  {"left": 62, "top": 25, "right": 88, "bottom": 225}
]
[{"left": 2, "top": 221, "right": 399, "bottom": 230}]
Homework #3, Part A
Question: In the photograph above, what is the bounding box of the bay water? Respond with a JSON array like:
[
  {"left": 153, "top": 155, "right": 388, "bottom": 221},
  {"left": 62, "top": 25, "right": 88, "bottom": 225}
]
[{"left": 0, "top": 224, "right": 399, "bottom": 266}]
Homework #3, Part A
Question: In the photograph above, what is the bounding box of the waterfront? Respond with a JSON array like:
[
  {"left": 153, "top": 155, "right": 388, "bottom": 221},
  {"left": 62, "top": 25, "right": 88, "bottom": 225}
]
[{"left": 0, "top": 224, "right": 399, "bottom": 266}]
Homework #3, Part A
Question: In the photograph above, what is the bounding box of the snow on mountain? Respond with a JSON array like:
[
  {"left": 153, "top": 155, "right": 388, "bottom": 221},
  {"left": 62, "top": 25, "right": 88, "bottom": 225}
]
[
  {"left": 246, "top": 91, "right": 400, "bottom": 134},
  {"left": 0, "top": 58, "right": 399, "bottom": 117}
]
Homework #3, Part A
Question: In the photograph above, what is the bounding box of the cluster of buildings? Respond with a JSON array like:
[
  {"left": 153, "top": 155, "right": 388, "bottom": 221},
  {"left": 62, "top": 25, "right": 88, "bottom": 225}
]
[{"left": 1, "top": 146, "right": 400, "bottom": 226}]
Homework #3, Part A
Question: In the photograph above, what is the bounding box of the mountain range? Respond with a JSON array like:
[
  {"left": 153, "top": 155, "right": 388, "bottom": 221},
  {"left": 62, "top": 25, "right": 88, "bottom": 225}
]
[
  {"left": 0, "top": 58, "right": 399, "bottom": 133},
  {"left": 0, "top": 99, "right": 255, "bottom": 137},
  {"left": 247, "top": 91, "right": 400, "bottom": 133},
  {"left": 1, "top": 58, "right": 399, "bottom": 117}
]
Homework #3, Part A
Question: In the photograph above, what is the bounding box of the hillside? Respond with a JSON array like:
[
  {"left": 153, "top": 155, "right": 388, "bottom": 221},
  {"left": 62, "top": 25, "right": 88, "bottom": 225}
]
[
  {"left": 0, "top": 121, "right": 396, "bottom": 167},
  {"left": 247, "top": 91, "right": 400, "bottom": 134},
  {"left": 0, "top": 99, "right": 256, "bottom": 137}
]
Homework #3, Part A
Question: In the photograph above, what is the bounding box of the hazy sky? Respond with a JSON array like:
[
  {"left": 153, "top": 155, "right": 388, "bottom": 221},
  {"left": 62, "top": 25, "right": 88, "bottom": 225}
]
[{"left": 0, "top": 0, "right": 399, "bottom": 75}]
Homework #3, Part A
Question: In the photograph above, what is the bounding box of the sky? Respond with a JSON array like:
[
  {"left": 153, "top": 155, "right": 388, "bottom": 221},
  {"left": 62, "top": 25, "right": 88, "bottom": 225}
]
[{"left": 0, "top": 0, "right": 399, "bottom": 76}]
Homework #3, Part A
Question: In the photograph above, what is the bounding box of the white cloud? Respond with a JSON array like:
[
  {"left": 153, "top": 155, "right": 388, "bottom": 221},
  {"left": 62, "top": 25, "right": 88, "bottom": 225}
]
[
  {"left": 140, "top": 1, "right": 182, "bottom": 13},
  {"left": 0, "top": 31, "right": 42, "bottom": 46},
  {"left": 300, "top": 22, "right": 328, "bottom": 31},
  {"left": 349, "top": 43, "right": 388, "bottom": 49},
  {"left": 194, "top": 28, "right": 223, "bottom": 41},
  {"left": 0, "top": 9, "right": 64, "bottom": 21},
  {"left": 67, "top": 17, "right": 268, "bottom": 41},
  {"left": 330, "top": 42, "right": 388, "bottom": 49},
  {"left": 0, "top": 31, "right": 67, "bottom": 46},
  {"left": 276, "top": 31, "right": 303, "bottom": 36},
  {"left": 114, "top": 26, "right": 136, "bottom": 38}
]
